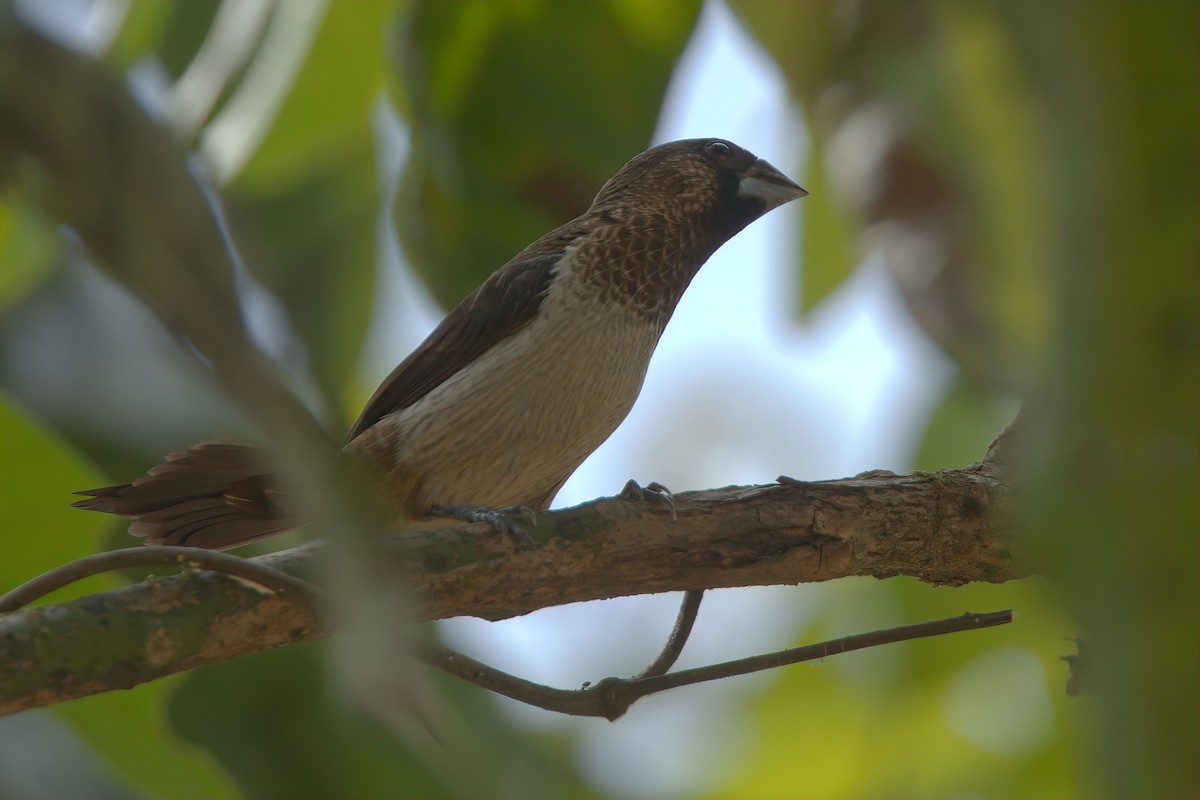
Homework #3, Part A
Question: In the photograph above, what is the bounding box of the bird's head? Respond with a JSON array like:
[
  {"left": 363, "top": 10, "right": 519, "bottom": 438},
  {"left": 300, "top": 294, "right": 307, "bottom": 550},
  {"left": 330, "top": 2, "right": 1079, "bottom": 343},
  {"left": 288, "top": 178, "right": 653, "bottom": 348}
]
[
  {"left": 576, "top": 139, "right": 806, "bottom": 320},
  {"left": 590, "top": 138, "right": 807, "bottom": 244}
]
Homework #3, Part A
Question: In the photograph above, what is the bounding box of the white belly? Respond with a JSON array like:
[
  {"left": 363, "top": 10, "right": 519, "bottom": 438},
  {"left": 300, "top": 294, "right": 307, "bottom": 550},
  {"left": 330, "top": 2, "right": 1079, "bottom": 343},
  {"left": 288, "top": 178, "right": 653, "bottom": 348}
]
[{"left": 374, "top": 276, "right": 661, "bottom": 513}]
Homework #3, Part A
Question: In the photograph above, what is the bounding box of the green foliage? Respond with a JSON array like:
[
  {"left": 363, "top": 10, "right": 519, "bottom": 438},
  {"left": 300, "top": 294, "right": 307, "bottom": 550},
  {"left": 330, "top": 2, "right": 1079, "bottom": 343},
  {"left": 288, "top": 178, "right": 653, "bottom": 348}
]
[
  {"left": 106, "top": 0, "right": 221, "bottom": 76},
  {"left": 0, "top": 188, "right": 56, "bottom": 312},
  {"left": 0, "top": 0, "right": 1195, "bottom": 797},
  {"left": 937, "top": 1, "right": 1052, "bottom": 374},
  {"left": 794, "top": 143, "right": 859, "bottom": 314},
  {"left": 394, "top": 0, "right": 702, "bottom": 306},
  {"left": 168, "top": 644, "right": 589, "bottom": 800},
  {"left": 0, "top": 394, "right": 238, "bottom": 798},
  {"left": 734, "top": 0, "right": 1055, "bottom": 384},
  {"left": 735, "top": 2, "right": 1197, "bottom": 797},
  {"left": 54, "top": 678, "right": 240, "bottom": 800},
  {"left": 216, "top": 2, "right": 404, "bottom": 420},
  {"left": 913, "top": 377, "right": 1018, "bottom": 472},
  {"left": 718, "top": 579, "right": 1086, "bottom": 799},
  {"left": 998, "top": 2, "right": 1200, "bottom": 797},
  {"left": 170, "top": 646, "right": 449, "bottom": 800},
  {"left": 0, "top": 394, "right": 107, "bottom": 602}
]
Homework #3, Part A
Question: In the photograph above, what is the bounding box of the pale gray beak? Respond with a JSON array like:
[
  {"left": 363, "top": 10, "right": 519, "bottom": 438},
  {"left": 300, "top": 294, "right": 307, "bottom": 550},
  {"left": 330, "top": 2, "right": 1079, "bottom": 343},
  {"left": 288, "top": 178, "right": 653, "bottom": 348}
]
[{"left": 737, "top": 157, "right": 808, "bottom": 210}]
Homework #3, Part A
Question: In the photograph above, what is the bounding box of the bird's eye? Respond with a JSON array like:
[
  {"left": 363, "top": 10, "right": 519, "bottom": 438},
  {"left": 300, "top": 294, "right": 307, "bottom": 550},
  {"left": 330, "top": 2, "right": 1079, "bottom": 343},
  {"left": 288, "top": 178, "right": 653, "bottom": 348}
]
[{"left": 705, "top": 140, "right": 733, "bottom": 159}]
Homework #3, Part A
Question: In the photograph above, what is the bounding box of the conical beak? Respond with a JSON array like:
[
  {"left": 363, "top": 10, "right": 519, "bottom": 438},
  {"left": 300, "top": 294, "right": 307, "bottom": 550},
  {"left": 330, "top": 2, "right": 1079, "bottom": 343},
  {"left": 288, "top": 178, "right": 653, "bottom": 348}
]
[{"left": 737, "top": 157, "right": 808, "bottom": 210}]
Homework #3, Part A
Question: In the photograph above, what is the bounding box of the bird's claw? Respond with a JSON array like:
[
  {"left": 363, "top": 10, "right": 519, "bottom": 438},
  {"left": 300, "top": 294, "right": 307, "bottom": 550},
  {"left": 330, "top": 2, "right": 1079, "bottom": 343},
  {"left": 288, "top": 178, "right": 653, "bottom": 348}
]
[
  {"left": 430, "top": 503, "right": 538, "bottom": 546},
  {"left": 620, "top": 479, "right": 677, "bottom": 521}
]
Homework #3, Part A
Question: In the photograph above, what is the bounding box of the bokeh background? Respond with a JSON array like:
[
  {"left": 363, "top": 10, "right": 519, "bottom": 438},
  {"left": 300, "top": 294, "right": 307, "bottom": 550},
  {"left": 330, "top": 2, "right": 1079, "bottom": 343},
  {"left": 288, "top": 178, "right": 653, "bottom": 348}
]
[{"left": 1, "top": 1, "right": 1196, "bottom": 798}]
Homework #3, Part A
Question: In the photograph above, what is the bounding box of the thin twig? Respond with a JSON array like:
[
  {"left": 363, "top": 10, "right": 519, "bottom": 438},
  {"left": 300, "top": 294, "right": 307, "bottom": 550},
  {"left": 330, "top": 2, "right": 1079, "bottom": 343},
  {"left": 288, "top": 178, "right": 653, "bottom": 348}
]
[
  {"left": 414, "top": 609, "right": 1014, "bottom": 721},
  {"left": 634, "top": 589, "right": 704, "bottom": 679},
  {"left": 0, "top": 547, "right": 324, "bottom": 613}
]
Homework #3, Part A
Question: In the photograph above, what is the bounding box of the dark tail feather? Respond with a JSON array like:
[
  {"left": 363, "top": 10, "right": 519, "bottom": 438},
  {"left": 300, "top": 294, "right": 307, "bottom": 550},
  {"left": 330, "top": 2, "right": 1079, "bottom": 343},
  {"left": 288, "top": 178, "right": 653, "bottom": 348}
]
[{"left": 73, "top": 442, "right": 297, "bottom": 550}]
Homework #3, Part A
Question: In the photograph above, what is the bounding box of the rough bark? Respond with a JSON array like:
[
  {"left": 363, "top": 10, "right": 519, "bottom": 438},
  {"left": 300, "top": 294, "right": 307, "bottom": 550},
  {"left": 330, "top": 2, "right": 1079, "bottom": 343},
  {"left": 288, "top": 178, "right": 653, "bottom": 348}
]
[{"left": 0, "top": 461, "right": 1021, "bottom": 716}]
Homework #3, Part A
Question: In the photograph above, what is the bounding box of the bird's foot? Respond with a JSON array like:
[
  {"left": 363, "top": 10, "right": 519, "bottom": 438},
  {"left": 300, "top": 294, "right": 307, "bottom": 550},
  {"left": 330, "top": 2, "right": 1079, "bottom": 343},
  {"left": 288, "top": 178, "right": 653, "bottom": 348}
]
[
  {"left": 619, "top": 479, "right": 677, "bottom": 521},
  {"left": 430, "top": 503, "right": 538, "bottom": 545}
]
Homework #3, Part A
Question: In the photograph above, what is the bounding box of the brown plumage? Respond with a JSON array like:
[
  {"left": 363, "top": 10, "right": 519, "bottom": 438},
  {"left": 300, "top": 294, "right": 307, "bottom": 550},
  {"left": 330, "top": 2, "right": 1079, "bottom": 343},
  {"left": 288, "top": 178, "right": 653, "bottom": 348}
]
[{"left": 74, "top": 139, "right": 806, "bottom": 549}]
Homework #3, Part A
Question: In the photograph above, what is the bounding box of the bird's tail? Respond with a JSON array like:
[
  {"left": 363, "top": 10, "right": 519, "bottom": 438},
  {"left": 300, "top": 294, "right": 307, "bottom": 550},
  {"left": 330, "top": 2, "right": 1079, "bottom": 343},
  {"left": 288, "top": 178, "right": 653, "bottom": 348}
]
[{"left": 73, "top": 441, "right": 297, "bottom": 550}]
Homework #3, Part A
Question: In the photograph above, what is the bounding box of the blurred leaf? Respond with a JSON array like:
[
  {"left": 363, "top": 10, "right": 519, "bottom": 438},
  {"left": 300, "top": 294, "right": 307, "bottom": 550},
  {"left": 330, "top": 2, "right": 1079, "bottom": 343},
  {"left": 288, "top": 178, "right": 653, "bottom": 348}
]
[
  {"left": 733, "top": 0, "right": 1044, "bottom": 387},
  {"left": 107, "top": 0, "right": 222, "bottom": 78},
  {"left": 230, "top": 2, "right": 401, "bottom": 191},
  {"left": 169, "top": 642, "right": 584, "bottom": 800},
  {"left": 106, "top": 3, "right": 403, "bottom": 418},
  {"left": 393, "top": 0, "right": 702, "bottom": 307},
  {"left": 0, "top": 393, "right": 237, "bottom": 798},
  {"left": 937, "top": 1, "right": 1052, "bottom": 373},
  {"left": 0, "top": 392, "right": 106, "bottom": 599},
  {"left": 216, "top": 1, "right": 405, "bottom": 420},
  {"left": 736, "top": 0, "right": 1199, "bottom": 795},
  {"left": 54, "top": 680, "right": 239, "bottom": 800},
  {"left": 717, "top": 579, "right": 1086, "bottom": 799},
  {"left": 106, "top": 0, "right": 173, "bottom": 65},
  {"left": 225, "top": 155, "right": 377, "bottom": 424},
  {"left": 170, "top": 645, "right": 444, "bottom": 799},
  {"left": 797, "top": 135, "right": 859, "bottom": 313},
  {"left": 0, "top": 186, "right": 57, "bottom": 312},
  {"left": 912, "top": 376, "right": 1019, "bottom": 471}
]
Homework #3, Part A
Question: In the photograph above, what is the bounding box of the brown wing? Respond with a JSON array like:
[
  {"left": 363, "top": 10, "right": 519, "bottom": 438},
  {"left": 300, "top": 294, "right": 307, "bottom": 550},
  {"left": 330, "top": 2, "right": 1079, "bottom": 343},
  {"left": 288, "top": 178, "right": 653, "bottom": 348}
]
[{"left": 346, "top": 253, "right": 562, "bottom": 443}]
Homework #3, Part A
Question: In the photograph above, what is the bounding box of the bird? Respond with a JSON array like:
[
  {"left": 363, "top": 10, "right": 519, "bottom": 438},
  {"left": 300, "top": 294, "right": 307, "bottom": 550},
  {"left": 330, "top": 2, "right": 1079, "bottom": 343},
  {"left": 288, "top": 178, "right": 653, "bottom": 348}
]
[{"left": 73, "top": 138, "right": 807, "bottom": 550}]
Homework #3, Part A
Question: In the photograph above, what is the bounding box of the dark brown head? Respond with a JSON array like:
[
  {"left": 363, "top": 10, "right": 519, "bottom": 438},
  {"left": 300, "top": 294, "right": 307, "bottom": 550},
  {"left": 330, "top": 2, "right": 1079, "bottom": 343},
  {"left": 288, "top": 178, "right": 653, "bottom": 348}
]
[
  {"left": 579, "top": 138, "right": 807, "bottom": 320},
  {"left": 594, "top": 138, "right": 805, "bottom": 224}
]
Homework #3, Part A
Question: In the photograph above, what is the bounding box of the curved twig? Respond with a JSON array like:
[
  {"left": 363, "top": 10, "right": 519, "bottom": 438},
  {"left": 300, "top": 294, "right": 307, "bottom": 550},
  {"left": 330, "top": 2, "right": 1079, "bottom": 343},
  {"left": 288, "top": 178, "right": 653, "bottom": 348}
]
[
  {"left": 634, "top": 589, "right": 704, "bottom": 679},
  {"left": 0, "top": 546, "right": 324, "bottom": 613},
  {"left": 414, "top": 609, "right": 1014, "bottom": 720}
]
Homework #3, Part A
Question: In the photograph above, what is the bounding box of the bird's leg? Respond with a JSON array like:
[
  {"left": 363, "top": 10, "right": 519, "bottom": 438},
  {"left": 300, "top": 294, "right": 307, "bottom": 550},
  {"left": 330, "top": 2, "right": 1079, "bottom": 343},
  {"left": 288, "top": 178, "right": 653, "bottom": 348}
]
[
  {"left": 619, "top": 479, "right": 676, "bottom": 521},
  {"left": 429, "top": 503, "right": 538, "bottom": 545}
]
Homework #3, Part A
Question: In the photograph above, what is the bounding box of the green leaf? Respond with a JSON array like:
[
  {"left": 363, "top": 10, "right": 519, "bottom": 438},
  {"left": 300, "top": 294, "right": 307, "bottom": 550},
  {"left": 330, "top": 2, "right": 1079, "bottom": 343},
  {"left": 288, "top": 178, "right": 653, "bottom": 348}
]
[
  {"left": 936, "top": 1, "right": 1052, "bottom": 375},
  {"left": 216, "top": 1, "right": 405, "bottom": 417},
  {"left": 168, "top": 642, "right": 584, "bottom": 800},
  {"left": 717, "top": 579, "right": 1085, "bottom": 799},
  {"left": 54, "top": 679, "right": 240, "bottom": 800},
  {"left": 394, "top": 0, "right": 703, "bottom": 307},
  {"left": 912, "top": 375, "right": 1019, "bottom": 472},
  {"left": 0, "top": 392, "right": 107, "bottom": 600},
  {"left": 229, "top": 1, "right": 400, "bottom": 193},
  {"left": 0, "top": 189, "right": 57, "bottom": 312},
  {"left": 0, "top": 394, "right": 238, "bottom": 798},
  {"left": 797, "top": 138, "right": 859, "bottom": 314},
  {"left": 169, "top": 645, "right": 445, "bottom": 800},
  {"left": 107, "top": 0, "right": 222, "bottom": 78}
]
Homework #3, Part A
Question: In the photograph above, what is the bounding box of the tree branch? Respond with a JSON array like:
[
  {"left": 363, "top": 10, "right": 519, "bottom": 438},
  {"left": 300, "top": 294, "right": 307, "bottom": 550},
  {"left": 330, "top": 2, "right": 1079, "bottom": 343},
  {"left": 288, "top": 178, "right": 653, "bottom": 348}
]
[
  {"left": 633, "top": 589, "right": 704, "bottom": 679},
  {"left": 0, "top": 461, "right": 1020, "bottom": 715},
  {"left": 0, "top": 14, "right": 1024, "bottom": 724},
  {"left": 412, "top": 609, "right": 1013, "bottom": 721}
]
